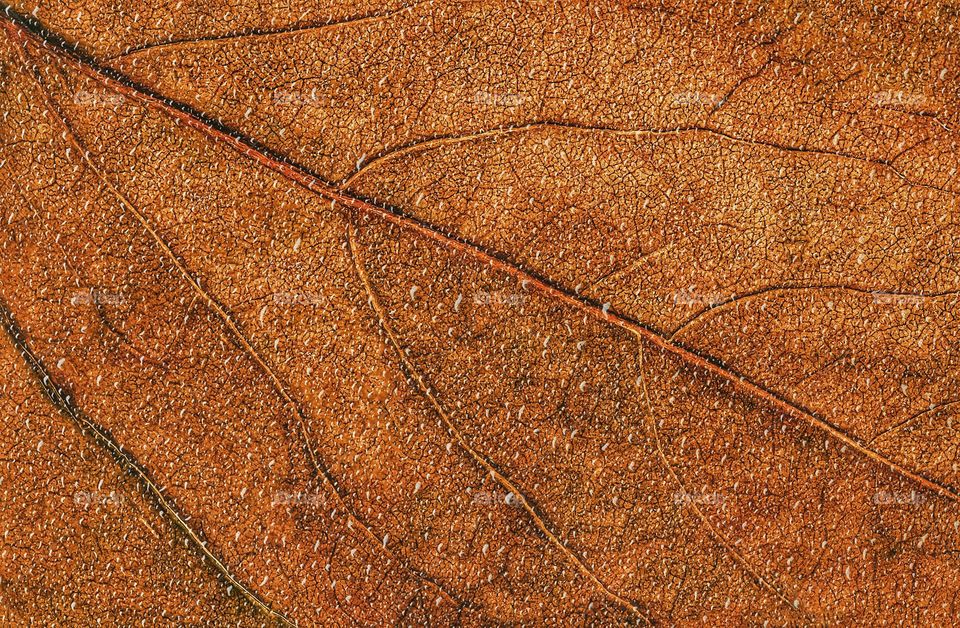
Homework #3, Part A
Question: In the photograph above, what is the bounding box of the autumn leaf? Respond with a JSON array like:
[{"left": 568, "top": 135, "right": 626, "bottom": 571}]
[{"left": 1, "top": 0, "right": 959, "bottom": 625}]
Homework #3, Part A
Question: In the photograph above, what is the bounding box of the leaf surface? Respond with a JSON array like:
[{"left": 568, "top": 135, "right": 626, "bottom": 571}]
[{"left": 1, "top": 1, "right": 959, "bottom": 624}]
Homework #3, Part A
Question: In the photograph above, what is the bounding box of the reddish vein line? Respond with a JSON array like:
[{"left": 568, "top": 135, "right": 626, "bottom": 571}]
[{"left": 2, "top": 7, "right": 955, "bottom": 511}]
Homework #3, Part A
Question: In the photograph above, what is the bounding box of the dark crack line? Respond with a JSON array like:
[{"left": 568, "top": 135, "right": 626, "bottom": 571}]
[{"left": 0, "top": 300, "right": 295, "bottom": 627}]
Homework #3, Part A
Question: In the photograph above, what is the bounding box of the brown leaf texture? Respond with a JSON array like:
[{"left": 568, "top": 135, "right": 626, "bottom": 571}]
[{"left": 1, "top": 0, "right": 959, "bottom": 624}]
